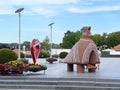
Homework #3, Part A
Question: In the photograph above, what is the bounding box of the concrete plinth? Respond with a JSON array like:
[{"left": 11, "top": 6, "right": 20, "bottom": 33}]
[
  {"left": 77, "top": 64, "right": 84, "bottom": 73},
  {"left": 67, "top": 64, "right": 73, "bottom": 72}
]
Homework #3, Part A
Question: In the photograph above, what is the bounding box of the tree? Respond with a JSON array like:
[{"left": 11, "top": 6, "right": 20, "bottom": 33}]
[
  {"left": 9, "top": 43, "right": 18, "bottom": 50},
  {"left": 22, "top": 41, "right": 30, "bottom": 51},
  {"left": 61, "top": 30, "right": 82, "bottom": 49},
  {"left": 41, "top": 36, "right": 50, "bottom": 51},
  {"left": 52, "top": 43, "right": 61, "bottom": 49},
  {"left": 106, "top": 31, "right": 120, "bottom": 48},
  {"left": 91, "top": 34, "right": 103, "bottom": 46},
  {"left": 101, "top": 33, "right": 108, "bottom": 49},
  {"left": 0, "top": 43, "right": 10, "bottom": 49}
]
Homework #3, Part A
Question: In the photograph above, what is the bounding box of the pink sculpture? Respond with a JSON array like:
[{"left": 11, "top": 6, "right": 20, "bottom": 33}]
[
  {"left": 60, "top": 26, "right": 100, "bottom": 73},
  {"left": 30, "top": 39, "right": 40, "bottom": 64}
]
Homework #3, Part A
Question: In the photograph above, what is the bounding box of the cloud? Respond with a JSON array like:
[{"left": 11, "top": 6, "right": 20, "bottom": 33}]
[
  {"left": 0, "top": 0, "right": 120, "bottom": 17},
  {"left": 89, "top": 0, "right": 114, "bottom": 1},
  {"left": 31, "top": 7, "right": 58, "bottom": 17},
  {"left": 0, "top": 0, "right": 77, "bottom": 6},
  {"left": 28, "top": 0, "right": 77, "bottom": 5},
  {"left": 0, "top": 0, "right": 78, "bottom": 16},
  {"left": 67, "top": 5, "right": 120, "bottom": 13},
  {"left": 0, "top": 7, "right": 14, "bottom": 14}
]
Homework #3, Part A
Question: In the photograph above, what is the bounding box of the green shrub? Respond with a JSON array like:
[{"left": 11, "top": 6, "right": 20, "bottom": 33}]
[
  {"left": 52, "top": 54, "right": 59, "bottom": 58},
  {"left": 101, "top": 51, "right": 110, "bottom": 57},
  {"left": 39, "top": 51, "right": 50, "bottom": 58},
  {"left": 20, "top": 52, "right": 25, "bottom": 58},
  {"left": 0, "top": 48, "right": 18, "bottom": 63},
  {"left": 59, "top": 52, "right": 68, "bottom": 59}
]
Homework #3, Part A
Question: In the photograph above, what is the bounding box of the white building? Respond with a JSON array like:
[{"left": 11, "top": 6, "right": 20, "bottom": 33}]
[
  {"left": 102, "top": 49, "right": 120, "bottom": 55},
  {"left": 52, "top": 49, "right": 70, "bottom": 55}
]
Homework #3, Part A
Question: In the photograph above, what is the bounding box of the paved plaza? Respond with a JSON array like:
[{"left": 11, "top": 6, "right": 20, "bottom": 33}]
[
  {"left": 0, "top": 57, "right": 120, "bottom": 90},
  {"left": 28, "top": 57, "right": 120, "bottom": 79}
]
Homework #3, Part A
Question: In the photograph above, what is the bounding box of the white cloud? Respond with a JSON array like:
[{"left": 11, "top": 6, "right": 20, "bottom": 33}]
[
  {"left": 67, "top": 5, "right": 120, "bottom": 13},
  {"left": 31, "top": 7, "right": 58, "bottom": 17},
  {"left": 0, "top": 7, "right": 13, "bottom": 14},
  {"left": 89, "top": 0, "right": 115, "bottom": 1},
  {"left": 0, "top": 0, "right": 78, "bottom": 16},
  {"left": 28, "top": 0, "right": 77, "bottom": 5},
  {"left": 0, "top": 0, "right": 120, "bottom": 17},
  {"left": 0, "top": 0, "right": 78, "bottom": 6}
]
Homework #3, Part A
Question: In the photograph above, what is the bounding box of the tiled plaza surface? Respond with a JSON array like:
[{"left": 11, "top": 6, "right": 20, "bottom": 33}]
[{"left": 27, "top": 57, "right": 120, "bottom": 79}]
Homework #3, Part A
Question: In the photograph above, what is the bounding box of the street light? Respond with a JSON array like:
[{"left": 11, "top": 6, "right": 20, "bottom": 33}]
[
  {"left": 48, "top": 22, "right": 54, "bottom": 58},
  {"left": 15, "top": 8, "right": 24, "bottom": 60}
]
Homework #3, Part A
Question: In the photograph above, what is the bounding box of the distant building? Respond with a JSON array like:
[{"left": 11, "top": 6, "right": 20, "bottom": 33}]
[
  {"left": 102, "top": 44, "right": 120, "bottom": 56},
  {"left": 112, "top": 44, "right": 120, "bottom": 51},
  {"left": 52, "top": 49, "right": 70, "bottom": 55},
  {"left": 111, "top": 44, "right": 120, "bottom": 55}
]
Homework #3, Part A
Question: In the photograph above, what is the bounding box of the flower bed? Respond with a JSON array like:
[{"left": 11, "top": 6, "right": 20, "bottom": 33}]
[
  {"left": 29, "top": 63, "right": 47, "bottom": 72},
  {"left": 0, "top": 60, "right": 47, "bottom": 75}
]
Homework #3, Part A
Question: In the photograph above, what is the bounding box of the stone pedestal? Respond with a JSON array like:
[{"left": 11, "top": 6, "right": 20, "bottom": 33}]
[
  {"left": 77, "top": 64, "right": 84, "bottom": 73},
  {"left": 67, "top": 64, "right": 73, "bottom": 72}
]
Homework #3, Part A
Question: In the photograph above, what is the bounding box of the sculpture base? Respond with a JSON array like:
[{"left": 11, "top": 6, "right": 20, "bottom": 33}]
[
  {"left": 77, "top": 64, "right": 84, "bottom": 73},
  {"left": 67, "top": 64, "right": 73, "bottom": 72}
]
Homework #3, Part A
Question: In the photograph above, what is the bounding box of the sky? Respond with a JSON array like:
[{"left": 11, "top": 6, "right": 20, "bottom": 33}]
[{"left": 0, "top": 0, "right": 120, "bottom": 44}]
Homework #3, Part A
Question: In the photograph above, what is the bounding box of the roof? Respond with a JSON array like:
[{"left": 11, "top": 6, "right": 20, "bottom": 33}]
[
  {"left": 112, "top": 44, "right": 120, "bottom": 51},
  {"left": 13, "top": 49, "right": 18, "bottom": 55}
]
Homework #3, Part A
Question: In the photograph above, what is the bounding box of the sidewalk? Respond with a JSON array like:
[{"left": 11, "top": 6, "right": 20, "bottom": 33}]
[{"left": 28, "top": 57, "right": 120, "bottom": 79}]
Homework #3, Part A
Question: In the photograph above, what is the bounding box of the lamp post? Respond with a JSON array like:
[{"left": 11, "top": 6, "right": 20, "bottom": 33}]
[
  {"left": 15, "top": 8, "right": 24, "bottom": 60},
  {"left": 48, "top": 22, "right": 54, "bottom": 58}
]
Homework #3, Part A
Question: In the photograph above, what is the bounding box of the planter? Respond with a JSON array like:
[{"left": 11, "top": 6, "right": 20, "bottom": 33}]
[
  {"left": 29, "top": 64, "right": 47, "bottom": 72},
  {"left": 46, "top": 58, "right": 57, "bottom": 63},
  {"left": 0, "top": 70, "right": 23, "bottom": 75},
  {"left": 0, "top": 71, "right": 9, "bottom": 75}
]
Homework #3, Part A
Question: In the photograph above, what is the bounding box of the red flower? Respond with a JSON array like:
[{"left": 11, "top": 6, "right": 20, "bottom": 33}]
[{"left": 0, "top": 64, "right": 10, "bottom": 71}]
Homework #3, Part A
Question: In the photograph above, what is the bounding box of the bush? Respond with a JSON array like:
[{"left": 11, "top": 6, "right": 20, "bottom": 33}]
[
  {"left": 101, "top": 51, "right": 110, "bottom": 57},
  {"left": 20, "top": 52, "right": 25, "bottom": 58},
  {"left": 39, "top": 51, "right": 50, "bottom": 58},
  {"left": 52, "top": 54, "right": 59, "bottom": 58},
  {"left": 0, "top": 48, "right": 18, "bottom": 63},
  {"left": 59, "top": 52, "right": 68, "bottom": 59}
]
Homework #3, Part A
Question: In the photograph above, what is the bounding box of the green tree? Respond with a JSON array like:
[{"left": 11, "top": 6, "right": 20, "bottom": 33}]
[
  {"left": 91, "top": 34, "right": 103, "bottom": 46},
  {"left": 101, "top": 33, "right": 108, "bottom": 49},
  {"left": 91, "top": 33, "right": 108, "bottom": 49},
  {"left": 61, "top": 30, "right": 82, "bottom": 49},
  {"left": 41, "top": 36, "right": 50, "bottom": 51},
  {"left": 22, "top": 41, "right": 30, "bottom": 51},
  {"left": 106, "top": 31, "right": 120, "bottom": 48},
  {"left": 102, "top": 33, "right": 108, "bottom": 44},
  {"left": 52, "top": 43, "right": 61, "bottom": 49},
  {"left": 0, "top": 43, "right": 10, "bottom": 49},
  {"left": 10, "top": 43, "right": 18, "bottom": 50}
]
